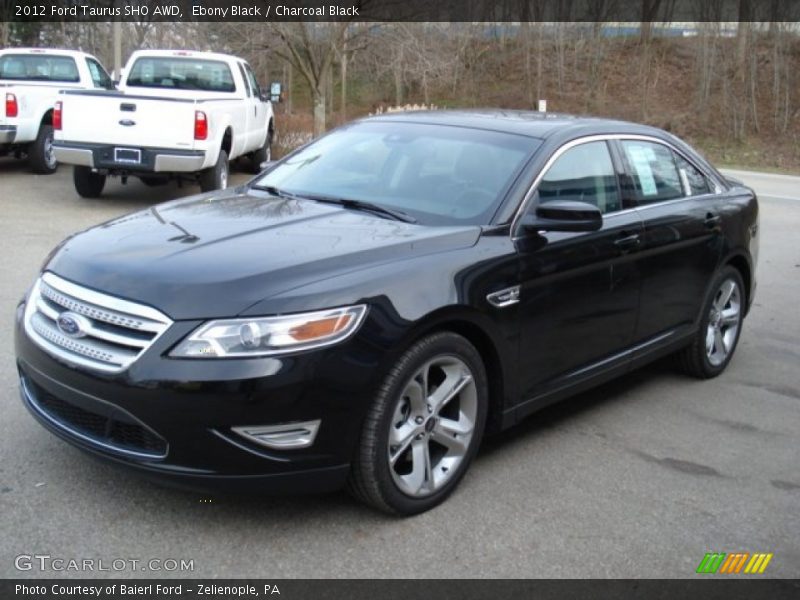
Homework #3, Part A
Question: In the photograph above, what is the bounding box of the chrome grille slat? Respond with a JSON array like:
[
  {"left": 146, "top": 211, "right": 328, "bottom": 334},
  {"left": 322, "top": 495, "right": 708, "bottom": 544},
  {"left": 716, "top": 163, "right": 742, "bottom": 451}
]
[
  {"left": 39, "top": 282, "right": 165, "bottom": 333},
  {"left": 23, "top": 273, "right": 172, "bottom": 373}
]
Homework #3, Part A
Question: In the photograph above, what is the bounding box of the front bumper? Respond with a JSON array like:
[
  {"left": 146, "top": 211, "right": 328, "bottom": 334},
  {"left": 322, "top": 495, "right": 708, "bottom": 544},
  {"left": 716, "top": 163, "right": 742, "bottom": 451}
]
[
  {"left": 14, "top": 301, "right": 385, "bottom": 494},
  {"left": 0, "top": 124, "right": 18, "bottom": 144},
  {"left": 53, "top": 141, "right": 206, "bottom": 173}
]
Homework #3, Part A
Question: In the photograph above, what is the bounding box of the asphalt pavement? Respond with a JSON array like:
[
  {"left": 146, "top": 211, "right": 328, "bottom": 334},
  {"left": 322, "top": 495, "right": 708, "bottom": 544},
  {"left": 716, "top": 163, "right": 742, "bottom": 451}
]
[{"left": 0, "top": 160, "right": 797, "bottom": 578}]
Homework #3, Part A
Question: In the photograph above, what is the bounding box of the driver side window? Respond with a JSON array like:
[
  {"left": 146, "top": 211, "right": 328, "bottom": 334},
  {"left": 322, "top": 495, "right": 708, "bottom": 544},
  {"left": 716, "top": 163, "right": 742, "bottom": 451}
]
[{"left": 538, "top": 141, "right": 622, "bottom": 214}]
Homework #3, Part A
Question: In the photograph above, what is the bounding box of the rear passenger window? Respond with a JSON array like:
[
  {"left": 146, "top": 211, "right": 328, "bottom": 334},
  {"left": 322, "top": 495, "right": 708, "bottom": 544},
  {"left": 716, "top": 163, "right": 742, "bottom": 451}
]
[
  {"left": 620, "top": 140, "right": 683, "bottom": 204},
  {"left": 537, "top": 141, "right": 621, "bottom": 214},
  {"left": 675, "top": 154, "right": 711, "bottom": 196}
]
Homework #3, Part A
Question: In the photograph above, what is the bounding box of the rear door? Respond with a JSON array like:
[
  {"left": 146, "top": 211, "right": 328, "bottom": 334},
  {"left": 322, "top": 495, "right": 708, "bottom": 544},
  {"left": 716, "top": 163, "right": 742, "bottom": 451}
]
[
  {"left": 516, "top": 139, "right": 644, "bottom": 402},
  {"left": 615, "top": 138, "right": 724, "bottom": 342}
]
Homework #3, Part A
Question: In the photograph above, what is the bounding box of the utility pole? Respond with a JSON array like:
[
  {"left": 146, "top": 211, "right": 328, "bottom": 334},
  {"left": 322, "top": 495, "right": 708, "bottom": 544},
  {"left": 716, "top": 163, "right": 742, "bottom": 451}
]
[{"left": 113, "top": 20, "right": 122, "bottom": 79}]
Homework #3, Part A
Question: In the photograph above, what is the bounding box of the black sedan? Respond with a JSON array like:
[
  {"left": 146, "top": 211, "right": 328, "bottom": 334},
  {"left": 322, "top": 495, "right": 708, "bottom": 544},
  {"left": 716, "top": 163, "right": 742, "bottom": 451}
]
[{"left": 15, "top": 111, "right": 758, "bottom": 515}]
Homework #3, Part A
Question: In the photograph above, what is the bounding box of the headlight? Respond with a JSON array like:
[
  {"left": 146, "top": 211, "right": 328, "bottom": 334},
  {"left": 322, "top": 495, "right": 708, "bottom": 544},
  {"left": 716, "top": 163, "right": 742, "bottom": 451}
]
[{"left": 169, "top": 305, "right": 367, "bottom": 358}]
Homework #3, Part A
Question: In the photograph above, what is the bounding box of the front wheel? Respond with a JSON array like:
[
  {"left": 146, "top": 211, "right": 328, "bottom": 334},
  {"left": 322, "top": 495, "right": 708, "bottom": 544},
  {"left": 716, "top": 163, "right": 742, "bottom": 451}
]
[
  {"left": 73, "top": 166, "right": 106, "bottom": 198},
  {"left": 30, "top": 125, "right": 57, "bottom": 174},
  {"left": 249, "top": 131, "right": 272, "bottom": 174},
  {"left": 348, "top": 332, "right": 488, "bottom": 515},
  {"left": 199, "top": 149, "right": 229, "bottom": 192},
  {"left": 675, "top": 266, "right": 745, "bottom": 378}
]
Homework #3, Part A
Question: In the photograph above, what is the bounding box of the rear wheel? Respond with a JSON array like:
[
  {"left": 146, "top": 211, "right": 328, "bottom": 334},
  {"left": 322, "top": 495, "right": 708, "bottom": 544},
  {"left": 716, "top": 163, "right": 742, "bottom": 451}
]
[
  {"left": 30, "top": 125, "right": 57, "bottom": 174},
  {"left": 348, "top": 332, "right": 488, "bottom": 515},
  {"left": 675, "top": 266, "right": 745, "bottom": 378},
  {"left": 199, "top": 149, "right": 229, "bottom": 192},
  {"left": 73, "top": 166, "right": 106, "bottom": 198}
]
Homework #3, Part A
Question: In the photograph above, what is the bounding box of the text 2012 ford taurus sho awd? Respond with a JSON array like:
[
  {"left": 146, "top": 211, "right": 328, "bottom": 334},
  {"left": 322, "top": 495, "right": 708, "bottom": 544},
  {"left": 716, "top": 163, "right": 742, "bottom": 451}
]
[{"left": 15, "top": 111, "right": 758, "bottom": 515}]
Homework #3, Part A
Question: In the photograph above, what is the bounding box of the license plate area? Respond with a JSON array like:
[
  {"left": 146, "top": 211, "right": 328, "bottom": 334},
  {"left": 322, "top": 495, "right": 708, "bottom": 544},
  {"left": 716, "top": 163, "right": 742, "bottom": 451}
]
[{"left": 114, "top": 147, "right": 141, "bottom": 164}]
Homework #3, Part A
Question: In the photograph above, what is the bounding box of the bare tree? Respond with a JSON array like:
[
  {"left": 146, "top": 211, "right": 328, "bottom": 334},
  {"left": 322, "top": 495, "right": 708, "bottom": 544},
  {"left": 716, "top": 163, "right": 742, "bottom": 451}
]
[{"left": 265, "top": 22, "right": 369, "bottom": 135}]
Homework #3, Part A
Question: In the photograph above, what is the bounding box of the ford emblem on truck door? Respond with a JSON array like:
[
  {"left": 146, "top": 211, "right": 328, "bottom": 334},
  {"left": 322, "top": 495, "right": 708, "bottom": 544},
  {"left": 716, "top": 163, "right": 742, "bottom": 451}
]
[{"left": 56, "top": 312, "right": 89, "bottom": 338}]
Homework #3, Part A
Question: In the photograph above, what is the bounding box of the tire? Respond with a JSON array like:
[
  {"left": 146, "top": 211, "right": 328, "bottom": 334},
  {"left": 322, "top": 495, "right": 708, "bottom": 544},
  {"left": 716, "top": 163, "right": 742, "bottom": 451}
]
[
  {"left": 249, "top": 131, "right": 272, "bottom": 174},
  {"left": 348, "top": 332, "right": 488, "bottom": 515},
  {"left": 199, "top": 149, "right": 229, "bottom": 192},
  {"left": 30, "top": 124, "right": 57, "bottom": 174},
  {"left": 675, "top": 266, "right": 745, "bottom": 379},
  {"left": 73, "top": 166, "right": 106, "bottom": 198}
]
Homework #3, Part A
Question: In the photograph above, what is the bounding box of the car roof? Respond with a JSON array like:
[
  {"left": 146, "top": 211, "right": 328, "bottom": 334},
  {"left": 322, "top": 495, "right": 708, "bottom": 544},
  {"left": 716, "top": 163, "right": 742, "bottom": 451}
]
[
  {"left": 0, "top": 48, "right": 94, "bottom": 58},
  {"left": 129, "top": 49, "right": 242, "bottom": 63},
  {"left": 361, "top": 109, "right": 668, "bottom": 141}
]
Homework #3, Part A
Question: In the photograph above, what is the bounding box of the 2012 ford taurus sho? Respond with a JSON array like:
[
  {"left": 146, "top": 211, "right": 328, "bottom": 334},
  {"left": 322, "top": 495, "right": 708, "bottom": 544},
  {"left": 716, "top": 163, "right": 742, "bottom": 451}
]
[{"left": 15, "top": 111, "right": 759, "bottom": 515}]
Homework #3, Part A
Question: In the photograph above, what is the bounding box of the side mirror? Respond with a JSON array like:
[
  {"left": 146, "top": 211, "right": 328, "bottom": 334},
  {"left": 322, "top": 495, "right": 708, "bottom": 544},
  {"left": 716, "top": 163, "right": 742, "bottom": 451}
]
[
  {"left": 520, "top": 200, "right": 602, "bottom": 233},
  {"left": 269, "top": 81, "right": 283, "bottom": 103}
]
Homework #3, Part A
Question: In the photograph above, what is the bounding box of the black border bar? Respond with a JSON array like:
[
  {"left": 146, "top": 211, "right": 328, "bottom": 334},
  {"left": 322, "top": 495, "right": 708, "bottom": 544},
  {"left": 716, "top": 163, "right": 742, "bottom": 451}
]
[
  {"left": 3, "top": 0, "right": 800, "bottom": 23},
  {"left": 4, "top": 579, "right": 800, "bottom": 600}
]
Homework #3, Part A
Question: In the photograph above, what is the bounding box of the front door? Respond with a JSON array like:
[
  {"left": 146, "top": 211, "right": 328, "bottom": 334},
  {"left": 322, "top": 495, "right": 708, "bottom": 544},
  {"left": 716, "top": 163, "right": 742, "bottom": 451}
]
[{"left": 516, "top": 140, "right": 644, "bottom": 402}]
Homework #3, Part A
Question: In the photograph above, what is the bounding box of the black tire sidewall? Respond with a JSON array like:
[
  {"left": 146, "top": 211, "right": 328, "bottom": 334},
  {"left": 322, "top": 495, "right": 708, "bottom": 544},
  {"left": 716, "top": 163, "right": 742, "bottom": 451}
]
[
  {"left": 31, "top": 125, "right": 57, "bottom": 174},
  {"left": 367, "top": 333, "right": 488, "bottom": 515},
  {"left": 200, "top": 149, "right": 228, "bottom": 192},
  {"left": 73, "top": 166, "right": 105, "bottom": 198}
]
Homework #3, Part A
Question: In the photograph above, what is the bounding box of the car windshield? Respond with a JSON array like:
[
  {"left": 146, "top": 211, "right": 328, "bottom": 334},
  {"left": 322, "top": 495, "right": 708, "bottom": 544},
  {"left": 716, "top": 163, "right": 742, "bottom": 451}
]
[
  {"left": 0, "top": 54, "right": 79, "bottom": 82},
  {"left": 126, "top": 57, "right": 235, "bottom": 92},
  {"left": 253, "top": 121, "right": 539, "bottom": 226}
]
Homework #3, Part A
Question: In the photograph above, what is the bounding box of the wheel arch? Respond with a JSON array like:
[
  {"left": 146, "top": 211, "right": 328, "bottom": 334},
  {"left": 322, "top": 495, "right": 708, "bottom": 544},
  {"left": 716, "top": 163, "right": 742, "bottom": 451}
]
[
  {"left": 221, "top": 126, "right": 233, "bottom": 157},
  {"left": 724, "top": 251, "right": 753, "bottom": 315},
  {"left": 40, "top": 109, "right": 53, "bottom": 127}
]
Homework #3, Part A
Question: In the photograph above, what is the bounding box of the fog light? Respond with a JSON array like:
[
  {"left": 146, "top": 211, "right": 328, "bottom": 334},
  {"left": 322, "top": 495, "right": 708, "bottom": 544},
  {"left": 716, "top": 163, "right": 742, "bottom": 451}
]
[{"left": 231, "top": 420, "right": 321, "bottom": 450}]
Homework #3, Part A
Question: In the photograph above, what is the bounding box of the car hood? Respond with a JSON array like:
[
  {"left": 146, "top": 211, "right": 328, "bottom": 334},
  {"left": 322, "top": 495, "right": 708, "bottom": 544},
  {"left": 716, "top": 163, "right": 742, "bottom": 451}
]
[{"left": 46, "top": 188, "right": 481, "bottom": 319}]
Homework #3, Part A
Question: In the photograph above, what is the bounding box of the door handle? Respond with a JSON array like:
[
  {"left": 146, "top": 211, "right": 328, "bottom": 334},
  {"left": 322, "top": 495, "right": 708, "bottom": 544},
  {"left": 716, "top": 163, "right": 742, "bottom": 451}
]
[
  {"left": 704, "top": 213, "right": 721, "bottom": 229},
  {"left": 614, "top": 233, "right": 641, "bottom": 251}
]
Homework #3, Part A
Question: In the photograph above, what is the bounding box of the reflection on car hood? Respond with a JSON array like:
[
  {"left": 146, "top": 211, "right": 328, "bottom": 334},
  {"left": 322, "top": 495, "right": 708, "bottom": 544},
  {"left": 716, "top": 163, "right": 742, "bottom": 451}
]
[{"left": 46, "top": 189, "right": 481, "bottom": 319}]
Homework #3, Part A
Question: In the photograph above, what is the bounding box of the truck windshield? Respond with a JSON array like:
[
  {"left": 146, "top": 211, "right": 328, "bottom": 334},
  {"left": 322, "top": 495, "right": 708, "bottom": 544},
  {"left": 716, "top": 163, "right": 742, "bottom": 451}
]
[
  {"left": 254, "top": 121, "right": 539, "bottom": 226},
  {"left": 0, "top": 54, "right": 79, "bottom": 83},
  {"left": 126, "top": 57, "right": 236, "bottom": 92}
]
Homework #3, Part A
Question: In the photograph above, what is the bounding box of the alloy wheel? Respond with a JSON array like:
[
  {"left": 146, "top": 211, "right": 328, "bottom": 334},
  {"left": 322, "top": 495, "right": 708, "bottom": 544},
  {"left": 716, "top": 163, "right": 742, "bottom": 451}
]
[
  {"left": 706, "top": 278, "right": 741, "bottom": 367},
  {"left": 44, "top": 132, "right": 56, "bottom": 170},
  {"left": 387, "top": 356, "right": 478, "bottom": 498}
]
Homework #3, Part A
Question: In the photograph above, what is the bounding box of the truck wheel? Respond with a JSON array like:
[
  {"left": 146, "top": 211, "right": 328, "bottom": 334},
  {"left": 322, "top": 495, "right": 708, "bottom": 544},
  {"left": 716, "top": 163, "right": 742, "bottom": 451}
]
[
  {"left": 30, "top": 125, "right": 58, "bottom": 174},
  {"left": 73, "top": 166, "right": 106, "bottom": 198},
  {"left": 249, "top": 132, "right": 272, "bottom": 174},
  {"left": 199, "top": 150, "right": 229, "bottom": 192}
]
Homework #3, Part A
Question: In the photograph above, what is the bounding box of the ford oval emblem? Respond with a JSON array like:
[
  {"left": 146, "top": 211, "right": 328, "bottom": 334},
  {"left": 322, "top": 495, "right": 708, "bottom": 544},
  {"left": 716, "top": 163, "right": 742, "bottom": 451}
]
[
  {"left": 56, "top": 312, "right": 89, "bottom": 338},
  {"left": 119, "top": 119, "right": 136, "bottom": 127}
]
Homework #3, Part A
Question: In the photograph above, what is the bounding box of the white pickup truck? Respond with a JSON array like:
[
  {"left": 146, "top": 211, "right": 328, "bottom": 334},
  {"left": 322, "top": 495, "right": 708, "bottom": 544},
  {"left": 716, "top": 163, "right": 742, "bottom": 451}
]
[
  {"left": 53, "top": 50, "right": 275, "bottom": 198},
  {"left": 0, "top": 48, "right": 113, "bottom": 174}
]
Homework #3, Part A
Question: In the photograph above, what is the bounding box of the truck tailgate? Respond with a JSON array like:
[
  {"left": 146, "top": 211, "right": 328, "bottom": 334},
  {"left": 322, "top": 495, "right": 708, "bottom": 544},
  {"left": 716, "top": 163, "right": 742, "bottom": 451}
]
[{"left": 59, "top": 91, "right": 196, "bottom": 150}]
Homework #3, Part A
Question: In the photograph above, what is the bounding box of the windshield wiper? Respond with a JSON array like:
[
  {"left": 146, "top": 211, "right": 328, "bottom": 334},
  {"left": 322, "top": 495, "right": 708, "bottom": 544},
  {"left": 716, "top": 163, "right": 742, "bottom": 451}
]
[
  {"left": 301, "top": 194, "right": 417, "bottom": 223},
  {"left": 249, "top": 186, "right": 416, "bottom": 223},
  {"left": 250, "top": 184, "right": 299, "bottom": 200}
]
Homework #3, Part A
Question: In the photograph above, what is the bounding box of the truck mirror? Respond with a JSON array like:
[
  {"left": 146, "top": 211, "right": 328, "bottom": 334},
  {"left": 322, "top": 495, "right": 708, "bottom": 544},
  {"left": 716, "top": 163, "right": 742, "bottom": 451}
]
[{"left": 269, "top": 81, "right": 283, "bottom": 103}]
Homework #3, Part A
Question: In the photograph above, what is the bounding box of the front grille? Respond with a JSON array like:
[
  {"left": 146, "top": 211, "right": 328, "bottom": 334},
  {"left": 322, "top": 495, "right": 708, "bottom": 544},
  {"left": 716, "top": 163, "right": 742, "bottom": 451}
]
[
  {"left": 24, "top": 272, "right": 172, "bottom": 373},
  {"left": 22, "top": 375, "right": 168, "bottom": 458}
]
